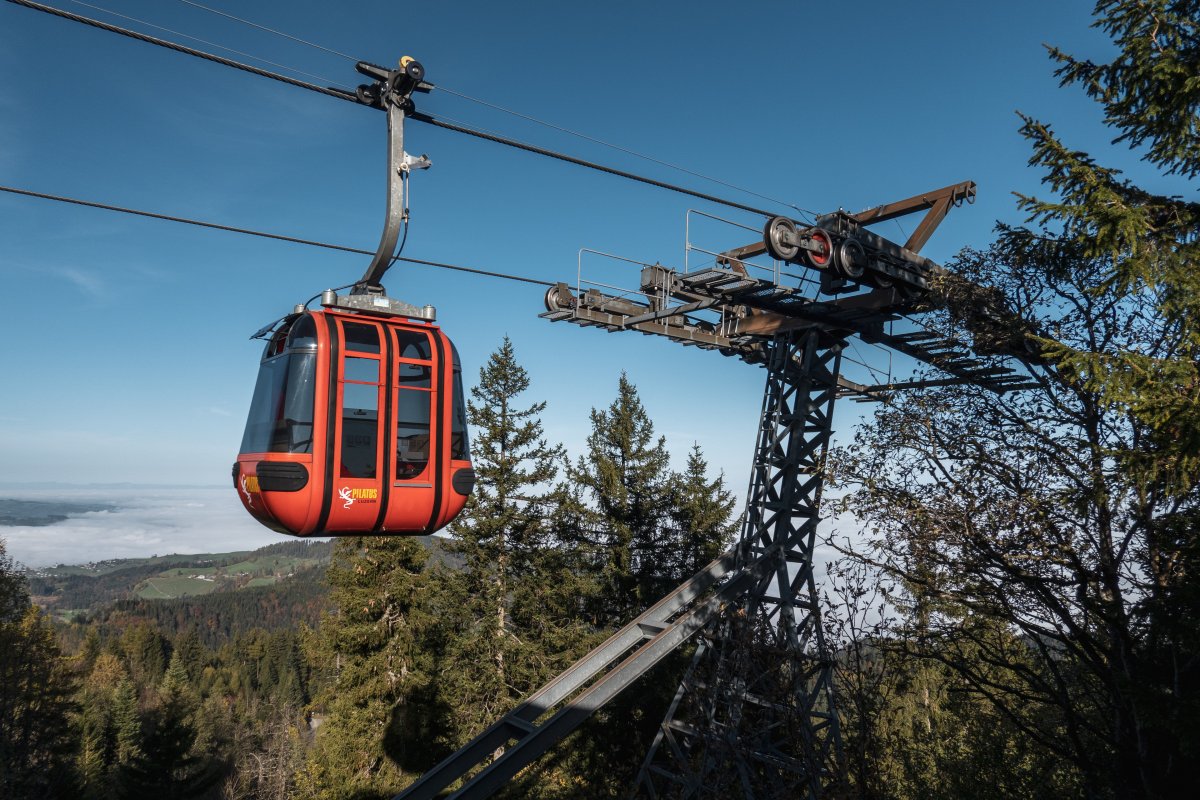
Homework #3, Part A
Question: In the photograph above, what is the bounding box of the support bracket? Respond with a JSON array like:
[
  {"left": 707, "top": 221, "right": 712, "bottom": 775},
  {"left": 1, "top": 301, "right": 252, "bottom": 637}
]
[{"left": 353, "top": 58, "right": 429, "bottom": 293}]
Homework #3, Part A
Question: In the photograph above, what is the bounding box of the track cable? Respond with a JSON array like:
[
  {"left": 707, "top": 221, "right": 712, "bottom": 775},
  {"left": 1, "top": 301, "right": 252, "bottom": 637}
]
[
  {"left": 178, "top": 0, "right": 358, "bottom": 62},
  {"left": 0, "top": 183, "right": 557, "bottom": 288},
  {"left": 5, "top": 0, "right": 785, "bottom": 219},
  {"left": 5, "top": 0, "right": 358, "bottom": 102},
  {"left": 69, "top": 0, "right": 339, "bottom": 84},
  {"left": 176, "top": 0, "right": 811, "bottom": 218}
]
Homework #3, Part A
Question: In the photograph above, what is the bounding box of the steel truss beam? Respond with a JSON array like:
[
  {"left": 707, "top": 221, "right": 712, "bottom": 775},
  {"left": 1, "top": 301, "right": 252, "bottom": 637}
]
[
  {"left": 395, "top": 543, "right": 802, "bottom": 800},
  {"left": 633, "top": 329, "right": 844, "bottom": 799},
  {"left": 394, "top": 330, "right": 845, "bottom": 800},
  {"left": 396, "top": 181, "right": 1000, "bottom": 800}
]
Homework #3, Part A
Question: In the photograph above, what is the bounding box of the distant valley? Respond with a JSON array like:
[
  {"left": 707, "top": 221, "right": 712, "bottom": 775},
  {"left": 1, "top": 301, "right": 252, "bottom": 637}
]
[
  {"left": 0, "top": 497, "right": 118, "bottom": 527},
  {"left": 26, "top": 539, "right": 334, "bottom": 613}
]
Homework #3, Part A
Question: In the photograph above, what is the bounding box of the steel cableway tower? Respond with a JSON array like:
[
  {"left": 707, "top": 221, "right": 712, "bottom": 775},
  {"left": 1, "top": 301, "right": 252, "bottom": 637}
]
[
  {"left": 397, "top": 181, "right": 1032, "bottom": 800},
  {"left": 633, "top": 327, "right": 845, "bottom": 798}
]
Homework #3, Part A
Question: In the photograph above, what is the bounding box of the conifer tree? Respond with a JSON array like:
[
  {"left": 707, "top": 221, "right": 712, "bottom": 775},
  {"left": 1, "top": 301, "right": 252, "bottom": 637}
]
[
  {"left": 663, "top": 443, "right": 739, "bottom": 581},
  {"left": 548, "top": 379, "right": 738, "bottom": 797},
  {"left": 0, "top": 540, "right": 79, "bottom": 799},
  {"left": 78, "top": 628, "right": 101, "bottom": 673},
  {"left": 123, "top": 623, "right": 169, "bottom": 688},
  {"left": 829, "top": 9, "right": 1200, "bottom": 794},
  {"left": 299, "top": 536, "right": 437, "bottom": 799},
  {"left": 0, "top": 537, "right": 26, "bottom": 622},
  {"left": 75, "top": 653, "right": 140, "bottom": 799},
  {"left": 172, "top": 628, "right": 206, "bottom": 684},
  {"left": 572, "top": 373, "right": 674, "bottom": 622},
  {"left": 1006, "top": 0, "right": 1200, "bottom": 490},
  {"left": 112, "top": 678, "right": 142, "bottom": 767},
  {"left": 120, "top": 648, "right": 221, "bottom": 800},
  {"left": 933, "top": 5, "right": 1200, "bottom": 791},
  {"left": 429, "top": 337, "right": 595, "bottom": 751}
]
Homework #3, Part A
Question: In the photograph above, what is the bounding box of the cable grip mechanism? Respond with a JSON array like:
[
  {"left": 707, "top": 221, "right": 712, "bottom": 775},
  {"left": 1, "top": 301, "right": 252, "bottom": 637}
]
[{"left": 348, "top": 57, "right": 432, "bottom": 304}]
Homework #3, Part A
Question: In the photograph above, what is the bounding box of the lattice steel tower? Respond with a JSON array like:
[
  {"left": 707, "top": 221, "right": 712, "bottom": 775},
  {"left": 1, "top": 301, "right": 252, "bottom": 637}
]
[
  {"left": 397, "top": 181, "right": 1030, "bottom": 800},
  {"left": 634, "top": 329, "right": 844, "bottom": 798}
]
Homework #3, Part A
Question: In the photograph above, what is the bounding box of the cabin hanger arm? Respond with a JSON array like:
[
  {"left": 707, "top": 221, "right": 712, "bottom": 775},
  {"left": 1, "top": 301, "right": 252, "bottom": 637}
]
[{"left": 353, "top": 58, "right": 430, "bottom": 294}]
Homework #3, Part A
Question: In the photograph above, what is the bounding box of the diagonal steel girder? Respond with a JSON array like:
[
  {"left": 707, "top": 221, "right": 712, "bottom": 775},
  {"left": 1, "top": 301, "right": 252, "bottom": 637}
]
[
  {"left": 397, "top": 330, "right": 846, "bottom": 800},
  {"left": 394, "top": 543, "right": 800, "bottom": 800},
  {"left": 633, "top": 329, "right": 845, "bottom": 799}
]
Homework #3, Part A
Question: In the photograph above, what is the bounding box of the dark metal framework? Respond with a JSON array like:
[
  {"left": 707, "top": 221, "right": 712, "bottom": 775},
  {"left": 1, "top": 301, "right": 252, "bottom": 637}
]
[
  {"left": 635, "top": 329, "right": 844, "bottom": 798},
  {"left": 396, "top": 182, "right": 1032, "bottom": 800}
]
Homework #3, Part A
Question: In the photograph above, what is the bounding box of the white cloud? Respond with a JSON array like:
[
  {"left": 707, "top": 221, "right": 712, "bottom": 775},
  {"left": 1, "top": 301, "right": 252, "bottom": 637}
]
[
  {"left": 53, "top": 265, "right": 113, "bottom": 301},
  {"left": 2, "top": 486, "right": 288, "bottom": 567}
]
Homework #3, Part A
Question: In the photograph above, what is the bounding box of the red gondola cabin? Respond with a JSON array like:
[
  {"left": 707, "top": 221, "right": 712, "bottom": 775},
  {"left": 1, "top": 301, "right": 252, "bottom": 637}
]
[{"left": 234, "top": 309, "right": 473, "bottom": 535}]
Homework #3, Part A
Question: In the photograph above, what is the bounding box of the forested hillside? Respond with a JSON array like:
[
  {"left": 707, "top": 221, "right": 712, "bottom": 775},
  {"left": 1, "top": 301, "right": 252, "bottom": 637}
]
[{"left": 28, "top": 540, "right": 333, "bottom": 612}]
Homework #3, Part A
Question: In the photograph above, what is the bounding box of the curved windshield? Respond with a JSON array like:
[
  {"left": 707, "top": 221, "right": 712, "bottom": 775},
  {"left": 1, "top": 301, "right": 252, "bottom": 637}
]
[
  {"left": 450, "top": 342, "right": 470, "bottom": 460},
  {"left": 240, "top": 318, "right": 317, "bottom": 454}
]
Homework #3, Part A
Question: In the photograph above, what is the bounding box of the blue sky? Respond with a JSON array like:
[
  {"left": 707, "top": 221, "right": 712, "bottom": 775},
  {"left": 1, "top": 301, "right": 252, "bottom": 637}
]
[{"left": 0, "top": 1, "right": 1136, "bottom": 509}]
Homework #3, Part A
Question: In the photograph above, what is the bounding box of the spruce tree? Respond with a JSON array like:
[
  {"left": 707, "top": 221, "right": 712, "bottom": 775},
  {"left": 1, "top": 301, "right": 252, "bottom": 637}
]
[
  {"left": 548, "top": 377, "right": 720, "bottom": 797},
  {"left": 75, "top": 653, "right": 140, "bottom": 799},
  {"left": 120, "top": 649, "right": 220, "bottom": 800},
  {"left": 0, "top": 604, "right": 79, "bottom": 800},
  {"left": 111, "top": 679, "right": 142, "bottom": 767},
  {"left": 299, "top": 536, "right": 437, "bottom": 799},
  {"left": 429, "top": 337, "right": 596, "bottom": 753},
  {"left": 663, "top": 443, "right": 739, "bottom": 582},
  {"left": 0, "top": 538, "right": 26, "bottom": 622},
  {"left": 172, "top": 628, "right": 206, "bottom": 684},
  {"left": 122, "top": 623, "right": 169, "bottom": 688},
  {"left": 947, "top": 5, "right": 1200, "bottom": 791},
  {"left": 1007, "top": 0, "right": 1200, "bottom": 490},
  {"left": 572, "top": 373, "right": 674, "bottom": 623}
]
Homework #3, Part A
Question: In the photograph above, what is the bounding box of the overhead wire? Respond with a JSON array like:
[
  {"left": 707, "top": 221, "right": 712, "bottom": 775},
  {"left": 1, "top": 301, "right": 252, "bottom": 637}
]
[
  {"left": 5, "top": 0, "right": 812, "bottom": 221},
  {"left": 4, "top": 0, "right": 358, "bottom": 103},
  {"left": 180, "top": 0, "right": 816, "bottom": 220},
  {"left": 172, "top": 0, "right": 812, "bottom": 219},
  {"left": 0, "top": 183, "right": 557, "bottom": 288},
  {"left": 432, "top": 84, "right": 817, "bottom": 222},
  {"left": 409, "top": 111, "right": 775, "bottom": 217},
  {"left": 67, "top": 0, "right": 340, "bottom": 85},
  {"left": 3, "top": 0, "right": 833, "bottom": 325},
  {"left": 177, "top": 0, "right": 357, "bottom": 62}
]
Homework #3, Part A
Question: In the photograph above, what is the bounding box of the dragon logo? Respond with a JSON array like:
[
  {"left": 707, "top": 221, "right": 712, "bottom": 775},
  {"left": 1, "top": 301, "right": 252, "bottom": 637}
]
[
  {"left": 339, "top": 487, "right": 354, "bottom": 508},
  {"left": 239, "top": 474, "right": 260, "bottom": 503}
]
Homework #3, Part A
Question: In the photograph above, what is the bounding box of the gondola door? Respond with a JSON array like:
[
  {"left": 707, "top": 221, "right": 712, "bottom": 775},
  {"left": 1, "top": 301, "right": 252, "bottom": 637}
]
[
  {"left": 326, "top": 318, "right": 388, "bottom": 531},
  {"left": 386, "top": 325, "right": 438, "bottom": 531}
]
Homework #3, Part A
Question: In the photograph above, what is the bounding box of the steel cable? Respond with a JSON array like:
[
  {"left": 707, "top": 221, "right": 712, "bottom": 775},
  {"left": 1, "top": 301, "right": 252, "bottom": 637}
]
[
  {"left": 173, "top": 1, "right": 808, "bottom": 216},
  {"left": 4, "top": 0, "right": 359, "bottom": 103},
  {"left": 410, "top": 112, "right": 775, "bottom": 217},
  {"left": 0, "top": 183, "right": 557, "bottom": 288},
  {"left": 5, "top": 0, "right": 787, "bottom": 220}
]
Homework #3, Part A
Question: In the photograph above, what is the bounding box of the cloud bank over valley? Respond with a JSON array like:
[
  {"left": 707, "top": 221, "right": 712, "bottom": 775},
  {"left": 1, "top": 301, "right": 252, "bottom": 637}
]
[{"left": 0, "top": 485, "right": 287, "bottom": 567}]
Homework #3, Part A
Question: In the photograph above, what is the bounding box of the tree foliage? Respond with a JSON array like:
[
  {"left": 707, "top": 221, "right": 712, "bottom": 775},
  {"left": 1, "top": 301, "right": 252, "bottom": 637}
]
[
  {"left": 0, "top": 605, "right": 79, "bottom": 799},
  {"left": 570, "top": 374, "right": 735, "bottom": 624},
  {"left": 0, "top": 538, "right": 79, "bottom": 799},
  {"left": 426, "top": 337, "right": 596, "bottom": 755},
  {"left": 836, "top": 237, "right": 1199, "bottom": 797},
  {"left": 299, "top": 536, "right": 437, "bottom": 799},
  {"left": 13, "top": 351, "right": 739, "bottom": 799},
  {"left": 547, "top": 375, "right": 737, "bottom": 797},
  {"left": 120, "top": 649, "right": 223, "bottom": 800},
  {"left": 831, "top": 3, "right": 1200, "bottom": 796},
  {"left": 571, "top": 373, "right": 676, "bottom": 623},
  {"left": 1014, "top": 0, "right": 1200, "bottom": 491}
]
